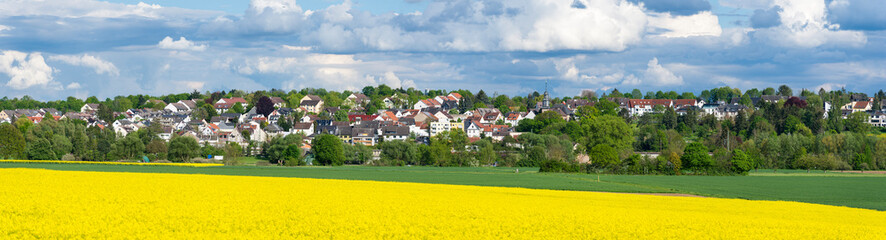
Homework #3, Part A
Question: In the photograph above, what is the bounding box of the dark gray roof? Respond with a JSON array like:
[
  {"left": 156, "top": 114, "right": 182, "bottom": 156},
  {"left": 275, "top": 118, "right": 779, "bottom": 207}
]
[
  {"left": 382, "top": 126, "right": 409, "bottom": 136},
  {"left": 300, "top": 100, "right": 321, "bottom": 106},
  {"left": 264, "top": 123, "right": 283, "bottom": 132}
]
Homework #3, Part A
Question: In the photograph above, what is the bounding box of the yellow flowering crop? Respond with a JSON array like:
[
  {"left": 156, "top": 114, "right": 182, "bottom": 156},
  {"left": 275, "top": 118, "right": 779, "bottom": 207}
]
[
  {"left": 0, "top": 159, "right": 222, "bottom": 167},
  {"left": 0, "top": 168, "right": 884, "bottom": 239}
]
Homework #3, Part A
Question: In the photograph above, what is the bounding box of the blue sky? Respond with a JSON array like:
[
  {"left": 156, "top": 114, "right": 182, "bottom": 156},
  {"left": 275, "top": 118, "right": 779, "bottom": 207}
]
[{"left": 0, "top": 0, "right": 884, "bottom": 100}]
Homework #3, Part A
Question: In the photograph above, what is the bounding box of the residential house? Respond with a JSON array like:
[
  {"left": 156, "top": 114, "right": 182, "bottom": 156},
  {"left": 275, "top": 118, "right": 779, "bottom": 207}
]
[
  {"left": 214, "top": 98, "right": 248, "bottom": 113},
  {"left": 300, "top": 99, "right": 324, "bottom": 114},
  {"left": 413, "top": 99, "right": 440, "bottom": 110},
  {"left": 0, "top": 110, "right": 14, "bottom": 123},
  {"left": 264, "top": 123, "right": 284, "bottom": 137},
  {"left": 344, "top": 93, "right": 371, "bottom": 108},
  {"left": 81, "top": 103, "right": 100, "bottom": 113},
  {"left": 352, "top": 127, "right": 378, "bottom": 146},
  {"left": 869, "top": 112, "right": 886, "bottom": 127},
  {"left": 348, "top": 114, "right": 379, "bottom": 125},
  {"left": 165, "top": 102, "right": 188, "bottom": 112},
  {"left": 270, "top": 97, "right": 286, "bottom": 108},
  {"left": 628, "top": 99, "right": 673, "bottom": 116},
  {"left": 381, "top": 126, "right": 410, "bottom": 141},
  {"left": 842, "top": 100, "right": 872, "bottom": 113},
  {"left": 718, "top": 104, "right": 748, "bottom": 119},
  {"left": 292, "top": 122, "right": 314, "bottom": 136},
  {"left": 430, "top": 120, "right": 464, "bottom": 136},
  {"left": 504, "top": 112, "right": 524, "bottom": 126}
]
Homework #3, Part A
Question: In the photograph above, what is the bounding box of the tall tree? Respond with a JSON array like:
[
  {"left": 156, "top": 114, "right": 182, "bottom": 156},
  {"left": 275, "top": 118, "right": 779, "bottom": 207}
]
[
  {"left": 662, "top": 107, "right": 677, "bottom": 130},
  {"left": 28, "top": 138, "right": 56, "bottom": 160},
  {"left": 0, "top": 123, "right": 26, "bottom": 159},
  {"left": 777, "top": 85, "right": 793, "bottom": 97},
  {"left": 97, "top": 104, "right": 114, "bottom": 123},
  {"left": 582, "top": 115, "right": 634, "bottom": 152},
  {"left": 682, "top": 142, "right": 712, "bottom": 174},
  {"left": 168, "top": 136, "right": 200, "bottom": 162},
  {"left": 312, "top": 134, "right": 344, "bottom": 166},
  {"left": 256, "top": 96, "right": 275, "bottom": 117}
]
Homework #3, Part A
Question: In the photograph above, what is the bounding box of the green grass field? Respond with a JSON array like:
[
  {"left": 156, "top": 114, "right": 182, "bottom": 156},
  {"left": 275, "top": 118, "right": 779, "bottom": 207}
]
[{"left": 2, "top": 162, "right": 884, "bottom": 211}]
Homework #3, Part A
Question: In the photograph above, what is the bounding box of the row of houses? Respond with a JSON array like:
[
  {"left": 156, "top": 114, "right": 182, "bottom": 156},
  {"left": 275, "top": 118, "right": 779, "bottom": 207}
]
[{"left": 7, "top": 92, "right": 886, "bottom": 151}]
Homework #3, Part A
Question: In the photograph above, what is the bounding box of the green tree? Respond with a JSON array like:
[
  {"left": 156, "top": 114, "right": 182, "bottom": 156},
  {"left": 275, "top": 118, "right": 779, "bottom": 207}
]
[
  {"left": 343, "top": 143, "right": 372, "bottom": 165},
  {"left": 97, "top": 104, "right": 114, "bottom": 123},
  {"left": 524, "top": 146, "right": 546, "bottom": 167},
  {"left": 845, "top": 112, "right": 870, "bottom": 134},
  {"left": 589, "top": 144, "right": 619, "bottom": 168},
  {"left": 473, "top": 139, "right": 497, "bottom": 166},
  {"left": 51, "top": 135, "right": 73, "bottom": 159},
  {"left": 14, "top": 118, "right": 32, "bottom": 135},
  {"left": 168, "top": 136, "right": 200, "bottom": 162},
  {"left": 0, "top": 123, "right": 26, "bottom": 159},
  {"left": 277, "top": 116, "right": 292, "bottom": 132},
  {"left": 681, "top": 142, "right": 712, "bottom": 174},
  {"left": 266, "top": 134, "right": 303, "bottom": 164},
  {"left": 145, "top": 139, "right": 168, "bottom": 160},
  {"left": 731, "top": 149, "right": 753, "bottom": 175},
  {"left": 282, "top": 144, "right": 304, "bottom": 166},
  {"left": 582, "top": 115, "right": 634, "bottom": 152},
  {"left": 113, "top": 134, "right": 145, "bottom": 160},
  {"left": 230, "top": 102, "right": 245, "bottom": 114},
  {"left": 28, "top": 138, "right": 56, "bottom": 160},
  {"left": 595, "top": 99, "right": 620, "bottom": 116},
  {"left": 662, "top": 107, "right": 677, "bottom": 129},
  {"left": 312, "top": 134, "right": 344, "bottom": 166},
  {"left": 379, "top": 140, "right": 419, "bottom": 166},
  {"left": 777, "top": 85, "right": 793, "bottom": 97},
  {"left": 223, "top": 142, "right": 243, "bottom": 165}
]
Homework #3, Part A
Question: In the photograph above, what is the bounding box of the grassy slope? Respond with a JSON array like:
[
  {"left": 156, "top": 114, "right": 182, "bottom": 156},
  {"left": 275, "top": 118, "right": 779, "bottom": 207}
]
[{"left": 2, "top": 162, "right": 884, "bottom": 210}]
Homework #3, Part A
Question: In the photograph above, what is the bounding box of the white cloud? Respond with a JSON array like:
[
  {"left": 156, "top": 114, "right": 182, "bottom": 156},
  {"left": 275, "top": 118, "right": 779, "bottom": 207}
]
[
  {"left": 754, "top": 0, "right": 866, "bottom": 48},
  {"left": 0, "top": 51, "right": 55, "bottom": 90},
  {"left": 282, "top": 45, "right": 312, "bottom": 51},
  {"left": 203, "top": 0, "right": 721, "bottom": 52},
  {"left": 492, "top": 0, "right": 648, "bottom": 52},
  {"left": 158, "top": 37, "right": 207, "bottom": 51},
  {"left": 551, "top": 56, "right": 639, "bottom": 87},
  {"left": 366, "top": 71, "right": 417, "bottom": 89},
  {"left": 642, "top": 58, "right": 683, "bottom": 86},
  {"left": 183, "top": 81, "right": 206, "bottom": 90},
  {"left": 648, "top": 11, "right": 722, "bottom": 38},
  {"left": 719, "top": 0, "right": 773, "bottom": 9},
  {"left": 49, "top": 54, "right": 119, "bottom": 76},
  {"left": 0, "top": 0, "right": 218, "bottom": 19},
  {"left": 66, "top": 82, "right": 82, "bottom": 89}
]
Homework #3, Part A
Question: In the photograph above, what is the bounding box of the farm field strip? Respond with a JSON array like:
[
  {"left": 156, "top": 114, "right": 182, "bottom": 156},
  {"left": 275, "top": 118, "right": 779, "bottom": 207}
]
[
  {"left": 1, "top": 168, "right": 885, "bottom": 239},
  {"left": 0, "top": 159, "right": 223, "bottom": 167},
  {"left": 2, "top": 162, "right": 885, "bottom": 211}
]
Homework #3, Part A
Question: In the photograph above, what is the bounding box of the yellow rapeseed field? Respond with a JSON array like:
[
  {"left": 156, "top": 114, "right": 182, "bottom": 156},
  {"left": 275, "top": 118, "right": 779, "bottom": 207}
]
[
  {"left": 0, "top": 159, "right": 223, "bottom": 167},
  {"left": 0, "top": 168, "right": 884, "bottom": 239}
]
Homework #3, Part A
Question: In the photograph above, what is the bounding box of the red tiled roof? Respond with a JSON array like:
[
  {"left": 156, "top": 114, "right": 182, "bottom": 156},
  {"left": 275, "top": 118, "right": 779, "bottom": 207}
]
[
  {"left": 348, "top": 114, "right": 378, "bottom": 122},
  {"left": 854, "top": 101, "right": 870, "bottom": 109}
]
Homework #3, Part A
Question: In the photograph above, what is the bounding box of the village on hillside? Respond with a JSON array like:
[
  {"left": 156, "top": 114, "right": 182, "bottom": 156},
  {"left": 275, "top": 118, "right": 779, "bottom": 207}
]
[{"left": 2, "top": 86, "right": 883, "bottom": 159}]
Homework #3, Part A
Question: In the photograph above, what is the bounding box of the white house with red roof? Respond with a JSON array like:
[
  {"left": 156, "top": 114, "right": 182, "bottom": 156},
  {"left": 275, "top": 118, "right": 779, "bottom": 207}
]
[
  {"left": 413, "top": 99, "right": 441, "bottom": 110},
  {"left": 214, "top": 98, "right": 248, "bottom": 113}
]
